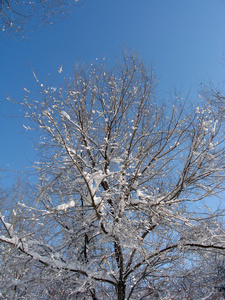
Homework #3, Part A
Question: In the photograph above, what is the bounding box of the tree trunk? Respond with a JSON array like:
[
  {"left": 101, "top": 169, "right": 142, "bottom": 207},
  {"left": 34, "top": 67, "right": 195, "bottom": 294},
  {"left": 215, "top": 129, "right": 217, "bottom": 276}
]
[{"left": 117, "top": 281, "right": 126, "bottom": 300}]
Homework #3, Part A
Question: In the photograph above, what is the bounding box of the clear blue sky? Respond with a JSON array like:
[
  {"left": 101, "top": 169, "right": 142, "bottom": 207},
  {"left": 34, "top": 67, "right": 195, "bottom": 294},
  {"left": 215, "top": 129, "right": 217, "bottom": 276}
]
[{"left": 1, "top": 0, "right": 225, "bottom": 185}]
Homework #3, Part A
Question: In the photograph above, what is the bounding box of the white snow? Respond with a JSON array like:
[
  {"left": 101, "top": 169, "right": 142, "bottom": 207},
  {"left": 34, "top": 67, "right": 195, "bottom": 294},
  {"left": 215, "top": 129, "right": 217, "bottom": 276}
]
[
  {"left": 58, "top": 66, "right": 63, "bottom": 73},
  {"left": 136, "top": 189, "right": 145, "bottom": 198},
  {"left": 85, "top": 171, "right": 107, "bottom": 196},
  {"left": 130, "top": 198, "right": 141, "bottom": 205},
  {"left": 93, "top": 196, "right": 102, "bottom": 206},
  {"left": 68, "top": 148, "right": 76, "bottom": 156},
  {"left": 54, "top": 200, "right": 75, "bottom": 211},
  {"left": 61, "top": 111, "right": 71, "bottom": 120}
]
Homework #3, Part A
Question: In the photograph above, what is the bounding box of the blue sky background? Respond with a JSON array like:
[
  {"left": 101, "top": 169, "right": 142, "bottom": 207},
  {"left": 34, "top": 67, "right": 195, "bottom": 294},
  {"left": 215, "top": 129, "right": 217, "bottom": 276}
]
[{"left": 1, "top": 0, "right": 225, "bottom": 187}]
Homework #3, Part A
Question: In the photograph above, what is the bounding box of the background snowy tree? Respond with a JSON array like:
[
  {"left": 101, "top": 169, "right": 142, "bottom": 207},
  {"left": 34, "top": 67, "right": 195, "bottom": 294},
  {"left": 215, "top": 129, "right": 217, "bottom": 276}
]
[
  {"left": 1, "top": 54, "right": 225, "bottom": 299},
  {"left": 0, "top": 0, "right": 81, "bottom": 37}
]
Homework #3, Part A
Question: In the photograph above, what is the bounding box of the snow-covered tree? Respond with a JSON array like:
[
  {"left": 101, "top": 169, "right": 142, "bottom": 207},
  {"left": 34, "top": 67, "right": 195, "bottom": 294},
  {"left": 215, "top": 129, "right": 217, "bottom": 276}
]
[
  {"left": 0, "top": 0, "right": 81, "bottom": 37},
  {"left": 1, "top": 54, "right": 225, "bottom": 299}
]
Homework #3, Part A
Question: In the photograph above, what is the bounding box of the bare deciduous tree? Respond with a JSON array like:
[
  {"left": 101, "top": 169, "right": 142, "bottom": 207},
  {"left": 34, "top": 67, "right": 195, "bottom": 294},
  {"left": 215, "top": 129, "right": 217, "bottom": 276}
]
[
  {"left": 1, "top": 54, "right": 225, "bottom": 299},
  {"left": 0, "top": 0, "right": 81, "bottom": 37}
]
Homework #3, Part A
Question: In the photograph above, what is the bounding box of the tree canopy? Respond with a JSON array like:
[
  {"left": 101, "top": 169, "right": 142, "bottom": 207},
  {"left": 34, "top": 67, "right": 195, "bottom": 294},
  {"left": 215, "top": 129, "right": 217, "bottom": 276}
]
[
  {"left": 0, "top": 0, "right": 80, "bottom": 37},
  {"left": 1, "top": 54, "right": 225, "bottom": 299}
]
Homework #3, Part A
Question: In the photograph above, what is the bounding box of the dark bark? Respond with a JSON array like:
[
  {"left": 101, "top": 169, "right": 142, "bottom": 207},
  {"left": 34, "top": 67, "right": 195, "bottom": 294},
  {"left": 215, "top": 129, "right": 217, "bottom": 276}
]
[{"left": 117, "top": 280, "right": 126, "bottom": 300}]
